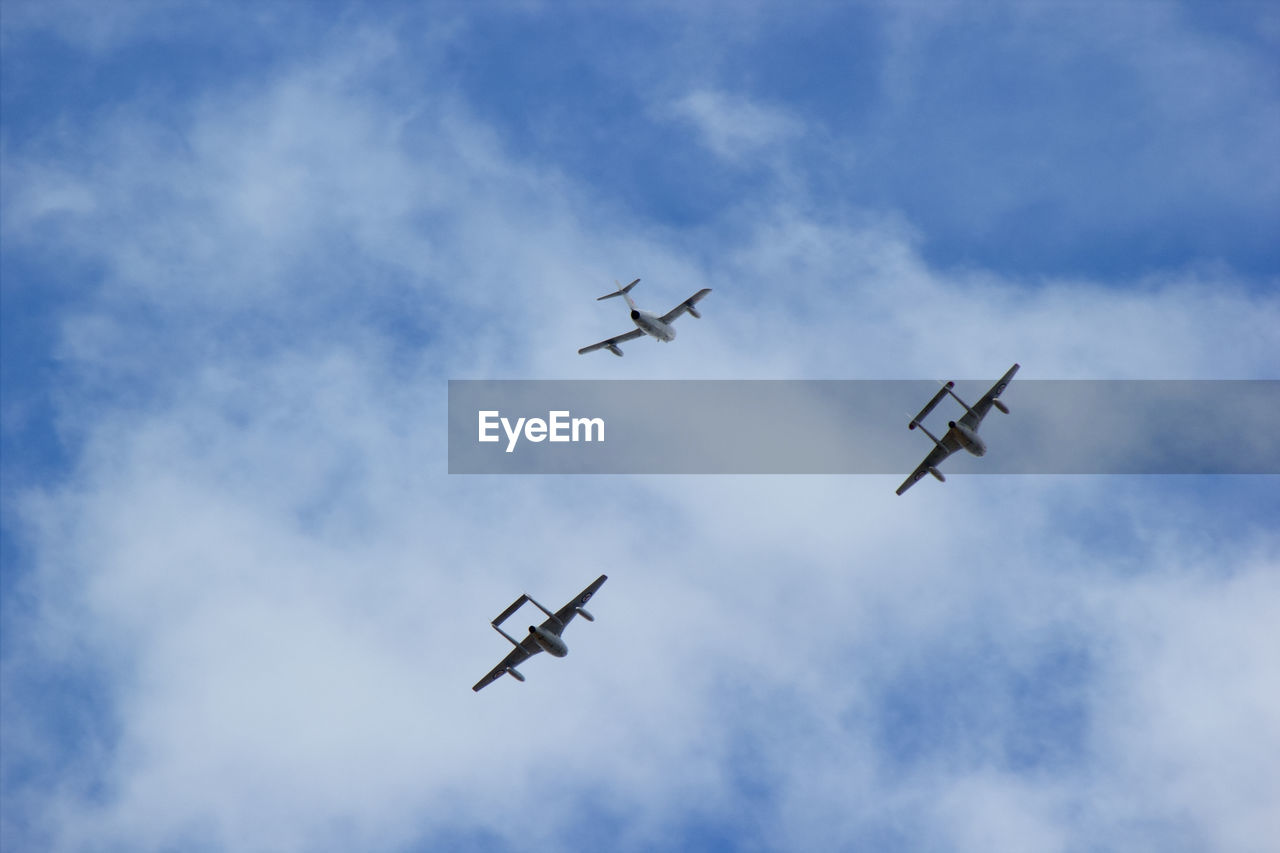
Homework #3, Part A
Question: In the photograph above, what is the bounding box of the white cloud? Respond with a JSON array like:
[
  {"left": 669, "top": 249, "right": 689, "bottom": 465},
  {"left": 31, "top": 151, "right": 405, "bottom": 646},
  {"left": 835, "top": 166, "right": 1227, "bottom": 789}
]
[
  {"left": 4, "top": 10, "right": 1279, "bottom": 853},
  {"left": 665, "top": 89, "right": 803, "bottom": 164}
]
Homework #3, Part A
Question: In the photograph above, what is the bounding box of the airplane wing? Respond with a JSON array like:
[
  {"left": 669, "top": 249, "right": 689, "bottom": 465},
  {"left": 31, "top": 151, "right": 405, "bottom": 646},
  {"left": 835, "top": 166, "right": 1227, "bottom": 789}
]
[
  {"left": 959, "top": 363, "right": 1020, "bottom": 429},
  {"left": 472, "top": 636, "right": 541, "bottom": 692},
  {"left": 544, "top": 574, "right": 608, "bottom": 636},
  {"left": 578, "top": 328, "right": 644, "bottom": 355},
  {"left": 659, "top": 288, "right": 712, "bottom": 324},
  {"left": 895, "top": 441, "right": 958, "bottom": 496}
]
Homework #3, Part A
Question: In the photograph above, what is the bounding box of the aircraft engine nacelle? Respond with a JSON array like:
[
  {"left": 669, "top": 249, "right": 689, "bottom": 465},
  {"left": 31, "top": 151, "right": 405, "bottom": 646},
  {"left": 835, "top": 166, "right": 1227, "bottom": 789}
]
[
  {"left": 687, "top": 305, "right": 702, "bottom": 319},
  {"left": 530, "top": 625, "right": 569, "bottom": 657},
  {"left": 949, "top": 421, "right": 986, "bottom": 456},
  {"left": 575, "top": 606, "right": 594, "bottom": 622},
  {"left": 606, "top": 343, "right": 623, "bottom": 357},
  {"left": 928, "top": 466, "right": 945, "bottom": 483},
  {"left": 507, "top": 667, "right": 526, "bottom": 682},
  {"left": 993, "top": 399, "right": 1009, "bottom": 414}
]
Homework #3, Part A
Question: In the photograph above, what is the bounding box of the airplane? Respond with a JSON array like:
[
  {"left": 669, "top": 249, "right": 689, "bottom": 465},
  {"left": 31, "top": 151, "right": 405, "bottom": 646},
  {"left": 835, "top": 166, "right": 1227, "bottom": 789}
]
[
  {"left": 578, "top": 279, "right": 712, "bottom": 356},
  {"left": 472, "top": 574, "right": 607, "bottom": 692},
  {"left": 895, "top": 363, "right": 1020, "bottom": 496}
]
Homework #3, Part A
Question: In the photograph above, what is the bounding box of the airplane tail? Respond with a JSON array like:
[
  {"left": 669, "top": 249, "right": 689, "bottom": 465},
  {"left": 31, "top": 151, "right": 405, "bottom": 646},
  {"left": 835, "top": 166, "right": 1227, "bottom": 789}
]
[
  {"left": 490, "top": 593, "right": 530, "bottom": 648},
  {"left": 909, "top": 382, "right": 953, "bottom": 428},
  {"left": 493, "top": 594, "right": 530, "bottom": 628},
  {"left": 597, "top": 278, "right": 640, "bottom": 301}
]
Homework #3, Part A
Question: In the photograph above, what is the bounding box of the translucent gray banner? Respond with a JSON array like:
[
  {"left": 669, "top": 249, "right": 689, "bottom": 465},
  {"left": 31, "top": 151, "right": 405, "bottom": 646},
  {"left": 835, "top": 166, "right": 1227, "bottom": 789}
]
[{"left": 447, "top": 380, "right": 1280, "bottom": 475}]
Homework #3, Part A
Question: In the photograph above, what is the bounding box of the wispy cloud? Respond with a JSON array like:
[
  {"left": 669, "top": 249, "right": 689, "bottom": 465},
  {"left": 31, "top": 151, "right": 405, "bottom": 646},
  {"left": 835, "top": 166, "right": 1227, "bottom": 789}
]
[
  {"left": 664, "top": 89, "right": 803, "bottom": 164},
  {"left": 3, "top": 4, "right": 1278, "bottom": 853}
]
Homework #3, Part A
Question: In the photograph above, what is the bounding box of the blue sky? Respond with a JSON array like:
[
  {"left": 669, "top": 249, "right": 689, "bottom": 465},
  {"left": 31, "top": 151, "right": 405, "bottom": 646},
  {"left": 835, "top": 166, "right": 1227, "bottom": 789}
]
[{"left": 3, "top": 2, "right": 1278, "bottom": 851}]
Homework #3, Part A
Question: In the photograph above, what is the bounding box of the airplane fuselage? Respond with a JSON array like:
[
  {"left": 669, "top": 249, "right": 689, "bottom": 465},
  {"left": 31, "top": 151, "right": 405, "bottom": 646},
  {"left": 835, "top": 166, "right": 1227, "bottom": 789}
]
[
  {"left": 529, "top": 624, "right": 568, "bottom": 657},
  {"left": 948, "top": 420, "right": 986, "bottom": 456},
  {"left": 631, "top": 308, "right": 676, "bottom": 342}
]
